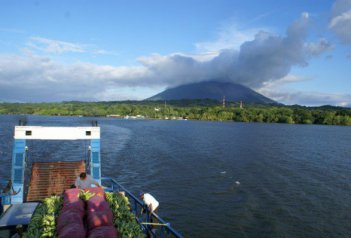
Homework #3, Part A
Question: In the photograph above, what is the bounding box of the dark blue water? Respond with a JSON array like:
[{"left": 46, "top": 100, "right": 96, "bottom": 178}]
[{"left": 1, "top": 115, "right": 351, "bottom": 237}]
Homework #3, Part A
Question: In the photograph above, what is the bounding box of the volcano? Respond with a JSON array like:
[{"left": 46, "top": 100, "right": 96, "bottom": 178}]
[{"left": 146, "top": 81, "right": 276, "bottom": 104}]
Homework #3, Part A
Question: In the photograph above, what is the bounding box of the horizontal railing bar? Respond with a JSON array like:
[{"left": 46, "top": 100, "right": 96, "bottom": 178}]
[{"left": 101, "top": 177, "right": 183, "bottom": 238}]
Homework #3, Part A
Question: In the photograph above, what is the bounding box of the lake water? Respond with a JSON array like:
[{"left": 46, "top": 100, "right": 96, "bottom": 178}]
[{"left": 0, "top": 115, "right": 351, "bottom": 237}]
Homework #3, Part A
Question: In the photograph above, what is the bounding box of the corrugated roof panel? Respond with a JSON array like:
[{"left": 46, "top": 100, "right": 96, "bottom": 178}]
[{"left": 26, "top": 161, "right": 85, "bottom": 201}]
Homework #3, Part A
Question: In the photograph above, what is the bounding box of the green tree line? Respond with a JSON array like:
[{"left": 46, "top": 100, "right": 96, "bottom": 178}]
[{"left": 0, "top": 100, "right": 350, "bottom": 126}]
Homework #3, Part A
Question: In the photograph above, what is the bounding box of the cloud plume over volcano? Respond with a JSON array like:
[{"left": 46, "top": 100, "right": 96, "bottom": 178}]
[
  {"left": 136, "top": 12, "right": 313, "bottom": 89},
  {"left": 0, "top": 13, "right": 335, "bottom": 102}
]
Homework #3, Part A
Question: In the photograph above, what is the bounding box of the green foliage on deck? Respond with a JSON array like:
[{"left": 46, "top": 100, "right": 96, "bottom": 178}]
[
  {"left": 24, "top": 196, "right": 63, "bottom": 238},
  {"left": 78, "top": 190, "right": 95, "bottom": 201},
  {"left": 105, "top": 192, "right": 146, "bottom": 238}
]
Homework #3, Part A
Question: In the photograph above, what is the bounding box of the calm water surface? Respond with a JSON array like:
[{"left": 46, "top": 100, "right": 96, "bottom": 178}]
[{"left": 0, "top": 115, "right": 350, "bottom": 237}]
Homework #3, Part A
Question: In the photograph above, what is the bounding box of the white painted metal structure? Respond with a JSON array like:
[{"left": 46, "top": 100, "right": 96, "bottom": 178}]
[
  {"left": 11, "top": 126, "right": 101, "bottom": 204},
  {"left": 14, "top": 126, "right": 100, "bottom": 140}
]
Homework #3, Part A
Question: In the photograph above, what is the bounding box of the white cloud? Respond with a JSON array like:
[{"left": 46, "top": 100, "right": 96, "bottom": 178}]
[
  {"left": 94, "top": 86, "right": 162, "bottom": 101},
  {"left": 25, "top": 37, "right": 115, "bottom": 56},
  {"left": 0, "top": 54, "right": 153, "bottom": 101},
  {"left": 27, "top": 37, "right": 86, "bottom": 54},
  {"left": 305, "top": 38, "right": 334, "bottom": 56},
  {"left": 329, "top": 0, "right": 351, "bottom": 43},
  {"left": 258, "top": 74, "right": 311, "bottom": 92},
  {"left": 330, "top": 9, "right": 351, "bottom": 28},
  {"left": 195, "top": 22, "right": 267, "bottom": 52},
  {"left": 261, "top": 90, "right": 351, "bottom": 107},
  {"left": 257, "top": 74, "right": 351, "bottom": 106}
]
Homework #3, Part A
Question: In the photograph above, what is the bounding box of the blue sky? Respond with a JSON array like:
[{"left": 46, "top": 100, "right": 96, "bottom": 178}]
[{"left": 0, "top": 0, "right": 350, "bottom": 106}]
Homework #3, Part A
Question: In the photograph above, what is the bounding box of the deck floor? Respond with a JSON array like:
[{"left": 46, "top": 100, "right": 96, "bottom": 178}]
[{"left": 26, "top": 161, "right": 85, "bottom": 201}]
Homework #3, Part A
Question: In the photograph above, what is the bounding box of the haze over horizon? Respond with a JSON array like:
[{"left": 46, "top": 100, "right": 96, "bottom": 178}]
[{"left": 0, "top": 0, "right": 350, "bottom": 106}]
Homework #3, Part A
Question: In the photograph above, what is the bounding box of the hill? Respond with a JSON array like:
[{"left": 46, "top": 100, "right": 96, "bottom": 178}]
[
  {"left": 1, "top": 100, "right": 350, "bottom": 125},
  {"left": 145, "top": 81, "right": 276, "bottom": 104}
]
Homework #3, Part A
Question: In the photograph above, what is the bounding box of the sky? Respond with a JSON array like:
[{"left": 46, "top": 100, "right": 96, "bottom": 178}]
[{"left": 0, "top": 0, "right": 350, "bottom": 106}]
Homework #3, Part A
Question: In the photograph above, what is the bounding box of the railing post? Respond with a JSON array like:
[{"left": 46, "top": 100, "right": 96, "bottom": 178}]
[
  {"left": 161, "top": 226, "right": 165, "bottom": 238},
  {"left": 134, "top": 200, "right": 138, "bottom": 216},
  {"left": 146, "top": 208, "right": 150, "bottom": 223},
  {"left": 90, "top": 139, "right": 101, "bottom": 185},
  {"left": 11, "top": 139, "right": 26, "bottom": 204}
]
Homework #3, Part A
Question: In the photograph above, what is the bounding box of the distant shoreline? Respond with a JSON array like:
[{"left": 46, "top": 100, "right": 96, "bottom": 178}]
[{"left": 0, "top": 100, "right": 350, "bottom": 126}]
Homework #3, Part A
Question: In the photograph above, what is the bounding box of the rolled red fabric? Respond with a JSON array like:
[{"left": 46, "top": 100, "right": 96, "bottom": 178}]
[
  {"left": 57, "top": 210, "right": 84, "bottom": 233},
  {"left": 88, "top": 226, "right": 118, "bottom": 238},
  {"left": 63, "top": 188, "right": 81, "bottom": 203},
  {"left": 62, "top": 188, "right": 85, "bottom": 214},
  {"left": 87, "top": 196, "right": 110, "bottom": 212},
  {"left": 58, "top": 222, "right": 86, "bottom": 238},
  {"left": 58, "top": 189, "right": 86, "bottom": 236},
  {"left": 86, "top": 210, "right": 113, "bottom": 230}
]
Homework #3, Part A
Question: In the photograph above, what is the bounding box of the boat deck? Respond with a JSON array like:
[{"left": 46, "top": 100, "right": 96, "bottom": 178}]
[{"left": 26, "top": 161, "right": 85, "bottom": 201}]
